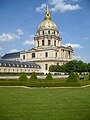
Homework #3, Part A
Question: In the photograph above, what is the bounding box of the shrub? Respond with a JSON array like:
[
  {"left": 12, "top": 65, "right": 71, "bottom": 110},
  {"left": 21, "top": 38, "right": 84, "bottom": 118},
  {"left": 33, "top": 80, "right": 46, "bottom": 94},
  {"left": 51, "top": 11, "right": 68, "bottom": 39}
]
[
  {"left": 75, "top": 72, "right": 79, "bottom": 80},
  {"left": 18, "top": 72, "right": 28, "bottom": 82},
  {"left": 88, "top": 72, "right": 90, "bottom": 80},
  {"left": 45, "top": 73, "right": 53, "bottom": 80},
  {"left": 67, "top": 71, "right": 78, "bottom": 82},
  {"left": 30, "top": 72, "right": 37, "bottom": 80}
]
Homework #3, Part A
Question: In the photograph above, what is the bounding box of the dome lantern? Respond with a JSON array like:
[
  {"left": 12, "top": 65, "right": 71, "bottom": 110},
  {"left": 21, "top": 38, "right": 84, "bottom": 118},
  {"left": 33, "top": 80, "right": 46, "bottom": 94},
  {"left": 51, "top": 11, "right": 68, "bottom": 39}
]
[{"left": 44, "top": 5, "right": 51, "bottom": 20}]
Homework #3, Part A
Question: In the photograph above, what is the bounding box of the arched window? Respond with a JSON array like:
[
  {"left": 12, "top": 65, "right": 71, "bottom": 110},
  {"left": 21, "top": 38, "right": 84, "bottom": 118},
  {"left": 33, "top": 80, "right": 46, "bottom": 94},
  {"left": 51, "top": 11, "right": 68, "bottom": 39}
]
[
  {"left": 42, "top": 40, "right": 44, "bottom": 46},
  {"left": 42, "top": 31, "right": 44, "bottom": 35},
  {"left": 48, "top": 40, "right": 51, "bottom": 46},
  {"left": 32, "top": 53, "right": 35, "bottom": 58}
]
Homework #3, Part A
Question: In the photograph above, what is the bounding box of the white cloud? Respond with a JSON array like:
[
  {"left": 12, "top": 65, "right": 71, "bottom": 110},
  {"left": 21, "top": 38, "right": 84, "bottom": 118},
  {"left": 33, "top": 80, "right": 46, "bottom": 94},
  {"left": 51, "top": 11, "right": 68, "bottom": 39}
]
[
  {"left": 59, "top": 31, "right": 66, "bottom": 34},
  {"left": 72, "top": 0, "right": 79, "bottom": 2},
  {"left": 0, "top": 33, "right": 20, "bottom": 42},
  {"left": 23, "top": 35, "right": 34, "bottom": 45},
  {"left": 74, "top": 55, "right": 87, "bottom": 62},
  {"left": 23, "top": 40, "right": 34, "bottom": 45},
  {"left": 29, "top": 35, "right": 34, "bottom": 38},
  {"left": 8, "top": 49, "right": 19, "bottom": 53},
  {"left": 50, "top": 0, "right": 81, "bottom": 12},
  {"left": 36, "top": 3, "right": 46, "bottom": 12},
  {"left": 74, "top": 55, "right": 81, "bottom": 59},
  {"left": 84, "top": 37, "right": 88, "bottom": 40},
  {"left": 16, "top": 29, "right": 24, "bottom": 35},
  {"left": 63, "top": 43, "right": 83, "bottom": 48},
  {"left": 36, "top": 0, "right": 81, "bottom": 13},
  {"left": 0, "top": 47, "right": 3, "bottom": 50}
]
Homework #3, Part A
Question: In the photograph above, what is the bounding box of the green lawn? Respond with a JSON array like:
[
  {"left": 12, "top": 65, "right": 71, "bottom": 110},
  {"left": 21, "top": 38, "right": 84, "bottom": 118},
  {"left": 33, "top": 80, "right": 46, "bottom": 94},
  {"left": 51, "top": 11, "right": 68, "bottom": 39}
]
[{"left": 0, "top": 87, "right": 90, "bottom": 120}]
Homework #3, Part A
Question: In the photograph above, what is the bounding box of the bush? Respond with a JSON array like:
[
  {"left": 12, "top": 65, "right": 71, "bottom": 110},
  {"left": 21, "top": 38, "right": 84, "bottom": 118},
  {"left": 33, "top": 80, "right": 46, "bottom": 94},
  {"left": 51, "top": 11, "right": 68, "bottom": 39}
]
[
  {"left": 45, "top": 73, "right": 53, "bottom": 80},
  {"left": 18, "top": 72, "right": 28, "bottom": 82},
  {"left": 30, "top": 72, "right": 37, "bottom": 80},
  {"left": 67, "top": 71, "right": 78, "bottom": 82},
  {"left": 88, "top": 72, "right": 90, "bottom": 80},
  {"left": 75, "top": 72, "right": 79, "bottom": 80}
]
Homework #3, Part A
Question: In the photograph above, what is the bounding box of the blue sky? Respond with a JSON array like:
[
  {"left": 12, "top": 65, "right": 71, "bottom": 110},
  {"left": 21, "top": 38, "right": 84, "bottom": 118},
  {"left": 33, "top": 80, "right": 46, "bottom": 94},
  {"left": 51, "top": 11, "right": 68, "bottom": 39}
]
[{"left": 0, "top": 0, "right": 90, "bottom": 62}]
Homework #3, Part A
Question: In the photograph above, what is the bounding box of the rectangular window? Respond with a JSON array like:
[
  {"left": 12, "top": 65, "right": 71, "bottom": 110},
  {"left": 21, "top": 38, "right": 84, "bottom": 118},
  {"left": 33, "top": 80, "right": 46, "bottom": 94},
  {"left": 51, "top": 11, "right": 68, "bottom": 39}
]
[
  {"left": 48, "top": 40, "right": 51, "bottom": 46},
  {"left": 42, "top": 40, "right": 44, "bottom": 46},
  {"left": 45, "top": 64, "right": 48, "bottom": 70},
  {"left": 23, "top": 55, "right": 25, "bottom": 59},
  {"left": 56, "top": 52, "right": 57, "bottom": 57},
  {"left": 32, "top": 53, "right": 35, "bottom": 58},
  {"left": 38, "top": 41, "right": 39, "bottom": 47},
  {"left": 54, "top": 40, "right": 56, "bottom": 46},
  {"left": 45, "top": 52, "right": 48, "bottom": 57},
  {"left": 48, "top": 30, "right": 50, "bottom": 34}
]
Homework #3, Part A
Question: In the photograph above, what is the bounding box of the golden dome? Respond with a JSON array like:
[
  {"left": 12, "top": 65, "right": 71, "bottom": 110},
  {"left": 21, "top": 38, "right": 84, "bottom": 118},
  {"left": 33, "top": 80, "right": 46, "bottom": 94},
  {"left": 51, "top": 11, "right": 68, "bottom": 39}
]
[{"left": 38, "top": 5, "right": 58, "bottom": 31}]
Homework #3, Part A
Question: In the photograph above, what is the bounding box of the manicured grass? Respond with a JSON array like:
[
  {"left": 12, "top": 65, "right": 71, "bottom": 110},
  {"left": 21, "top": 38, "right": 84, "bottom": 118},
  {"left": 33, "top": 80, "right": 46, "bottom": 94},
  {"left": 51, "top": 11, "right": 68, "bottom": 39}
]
[{"left": 0, "top": 87, "right": 90, "bottom": 120}]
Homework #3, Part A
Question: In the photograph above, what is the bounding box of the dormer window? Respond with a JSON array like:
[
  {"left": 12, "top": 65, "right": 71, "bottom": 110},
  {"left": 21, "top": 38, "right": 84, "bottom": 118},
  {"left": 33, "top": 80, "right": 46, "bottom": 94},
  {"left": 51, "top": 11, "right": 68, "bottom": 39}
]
[
  {"left": 9, "top": 64, "right": 11, "bottom": 67},
  {"left": 4, "top": 63, "right": 6, "bottom": 66}
]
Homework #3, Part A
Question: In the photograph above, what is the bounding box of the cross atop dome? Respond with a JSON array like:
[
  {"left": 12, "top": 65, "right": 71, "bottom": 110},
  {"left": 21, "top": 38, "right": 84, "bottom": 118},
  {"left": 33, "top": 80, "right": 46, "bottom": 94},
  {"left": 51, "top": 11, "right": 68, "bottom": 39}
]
[{"left": 45, "top": 5, "right": 51, "bottom": 20}]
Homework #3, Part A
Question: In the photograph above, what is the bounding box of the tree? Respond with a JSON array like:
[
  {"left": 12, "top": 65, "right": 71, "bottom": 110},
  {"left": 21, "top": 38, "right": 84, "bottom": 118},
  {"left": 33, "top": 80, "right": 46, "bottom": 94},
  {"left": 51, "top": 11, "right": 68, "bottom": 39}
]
[
  {"left": 18, "top": 72, "right": 28, "bottom": 82},
  {"left": 30, "top": 72, "right": 37, "bottom": 80},
  {"left": 67, "top": 71, "right": 79, "bottom": 82},
  {"left": 49, "top": 64, "right": 63, "bottom": 72},
  {"left": 63, "top": 60, "right": 79, "bottom": 73},
  {"left": 87, "top": 63, "right": 90, "bottom": 80},
  {"left": 45, "top": 73, "right": 53, "bottom": 80}
]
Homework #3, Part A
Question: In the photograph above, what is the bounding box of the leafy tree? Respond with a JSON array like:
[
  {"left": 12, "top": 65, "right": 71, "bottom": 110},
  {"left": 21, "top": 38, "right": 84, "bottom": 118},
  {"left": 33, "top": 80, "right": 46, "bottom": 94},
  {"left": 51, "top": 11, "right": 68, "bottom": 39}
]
[
  {"left": 18, "top": 72, "right": 28, "bottom": 82},
  {"left": 87, "top": 63, "right": 90, "bottom": 80},
  {"left": 45, "top": 73, "right": 53, "bottom": 80},
  {"left": 63, "top": 60, "right": 79, "bottom": 73},
  {"left": 49, "top": 60, "right": 88, "bottom": 74},
  {"left": 30, "top": 72, "right": 37, "bottom": 80},
  {"left": 49, "top": 65, "right": 55, "bottom": 72},
  {"left": 49, "top": 64, "right": 63, "bottom": 72}
]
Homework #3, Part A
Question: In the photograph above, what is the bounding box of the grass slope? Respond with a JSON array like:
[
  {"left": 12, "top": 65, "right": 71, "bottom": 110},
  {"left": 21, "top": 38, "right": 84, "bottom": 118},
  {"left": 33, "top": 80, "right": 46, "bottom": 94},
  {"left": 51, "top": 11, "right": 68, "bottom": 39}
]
[{"left": 0, "top": 87, "right": 90, "bottom": 120}]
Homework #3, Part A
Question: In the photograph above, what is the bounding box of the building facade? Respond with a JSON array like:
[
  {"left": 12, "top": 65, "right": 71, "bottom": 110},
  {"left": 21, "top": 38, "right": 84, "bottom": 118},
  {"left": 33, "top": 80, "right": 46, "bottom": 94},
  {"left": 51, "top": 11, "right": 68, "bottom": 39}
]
[
  {"left": 1, "top": 6, "right": 74, "bottom": 74},
  {"left": 20, "top": 6, "right": 74, "bottom": 73}
]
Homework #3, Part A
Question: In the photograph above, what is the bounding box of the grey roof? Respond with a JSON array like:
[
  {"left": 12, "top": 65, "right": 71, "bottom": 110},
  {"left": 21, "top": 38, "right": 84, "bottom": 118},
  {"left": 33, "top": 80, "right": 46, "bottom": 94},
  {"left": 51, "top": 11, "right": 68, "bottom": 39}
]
[
  {"left": 0, "top": 60, "right": 40, "bottom": 68},
  {"left": 2, "top": 52, "right": 20, "bottom": 59}
]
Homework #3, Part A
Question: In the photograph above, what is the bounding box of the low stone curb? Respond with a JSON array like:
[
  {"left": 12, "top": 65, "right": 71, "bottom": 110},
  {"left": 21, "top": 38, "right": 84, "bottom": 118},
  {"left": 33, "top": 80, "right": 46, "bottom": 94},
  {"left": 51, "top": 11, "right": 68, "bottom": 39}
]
[{"left": 0, "top": 85, "right": 90, "bottom": 89}]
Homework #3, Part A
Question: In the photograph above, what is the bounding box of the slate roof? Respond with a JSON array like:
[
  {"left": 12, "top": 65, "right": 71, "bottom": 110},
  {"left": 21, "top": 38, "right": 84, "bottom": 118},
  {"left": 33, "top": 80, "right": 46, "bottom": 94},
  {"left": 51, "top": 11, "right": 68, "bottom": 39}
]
[
  {"left": 0, "top": 60, "right": 40, "bottom": 68},
  {"left": 2, "top": 52, "right": 20, "bottom": 59}
]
